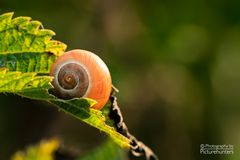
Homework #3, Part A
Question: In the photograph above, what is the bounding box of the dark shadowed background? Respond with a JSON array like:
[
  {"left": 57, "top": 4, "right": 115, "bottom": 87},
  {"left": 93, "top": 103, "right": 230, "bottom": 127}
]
[{"left": 0, "top": 0, "right": 240, "bottom": 160}]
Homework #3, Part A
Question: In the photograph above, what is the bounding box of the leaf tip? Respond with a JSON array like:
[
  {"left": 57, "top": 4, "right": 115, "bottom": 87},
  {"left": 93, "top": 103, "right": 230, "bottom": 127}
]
[{"left": 0, "top": 12, "right": 14, "bottom": 22}]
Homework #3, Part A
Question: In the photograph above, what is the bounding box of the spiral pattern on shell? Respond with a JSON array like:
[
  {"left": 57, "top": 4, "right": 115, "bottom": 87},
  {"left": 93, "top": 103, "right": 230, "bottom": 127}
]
[{"left": 50, "top": 49, "right": 112, "bottom": 110}]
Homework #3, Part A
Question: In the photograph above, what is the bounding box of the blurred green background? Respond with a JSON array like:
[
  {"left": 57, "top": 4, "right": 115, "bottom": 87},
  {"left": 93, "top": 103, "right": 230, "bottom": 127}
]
[{"left": 1, "top": 0, "right": 240, "bottom": 160}]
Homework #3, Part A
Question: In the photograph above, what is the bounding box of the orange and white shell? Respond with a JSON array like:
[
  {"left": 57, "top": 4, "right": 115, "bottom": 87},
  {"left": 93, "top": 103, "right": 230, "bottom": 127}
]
[{"left": 50, "top": 49, "right": 112, "bottom": 110}]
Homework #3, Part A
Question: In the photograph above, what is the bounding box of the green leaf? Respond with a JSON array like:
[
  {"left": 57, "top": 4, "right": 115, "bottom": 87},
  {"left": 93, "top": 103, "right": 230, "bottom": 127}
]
[
  {"left": 78, "top": 139, "right": 128, "bottom": 160},
  {"left": 0, "top": 53, "right": 57, "bottom": 73},
  {"left": 0, "top": 12, "right": 66, "bottom": 74},
  {"left": 0, "top": 12, "right": 131, "bottom": 151},
  {"left": 0, "top": 68, "right": 52, "bottom": 93},
  {"left": 0, "top": 12, "right": 66, "bottom": 56},
  {"left": 0, "top": 71, "right": 130, "bottom": 149},
  {"left": 19, "top": 89, "right": 131, "bottom": 148},
  {"left": 50, "top": 100, "right": 130, "bottom": 149},
  {"left": 11, "top": 138, "right": 60, "bottom": 160},
  {"left": 19, "top": 88, "right": 131, "bottom": 148}
]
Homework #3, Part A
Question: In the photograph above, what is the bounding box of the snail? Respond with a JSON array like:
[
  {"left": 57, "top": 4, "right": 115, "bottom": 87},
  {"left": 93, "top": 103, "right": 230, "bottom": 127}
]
[{"left": 50, "top": 49, "right": 112, "bottom": 110}]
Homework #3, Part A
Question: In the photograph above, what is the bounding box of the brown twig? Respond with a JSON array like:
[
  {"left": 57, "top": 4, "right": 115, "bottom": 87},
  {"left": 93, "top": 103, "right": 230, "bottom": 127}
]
[{"left": 109, "top": 85, "right": 159, "bottom": 160}]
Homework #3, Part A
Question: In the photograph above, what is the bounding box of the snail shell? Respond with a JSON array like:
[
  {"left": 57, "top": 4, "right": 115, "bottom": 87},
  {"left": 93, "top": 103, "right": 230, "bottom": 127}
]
[{"left": 50, "top": 49, "right": 112, "bottom": 110}]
